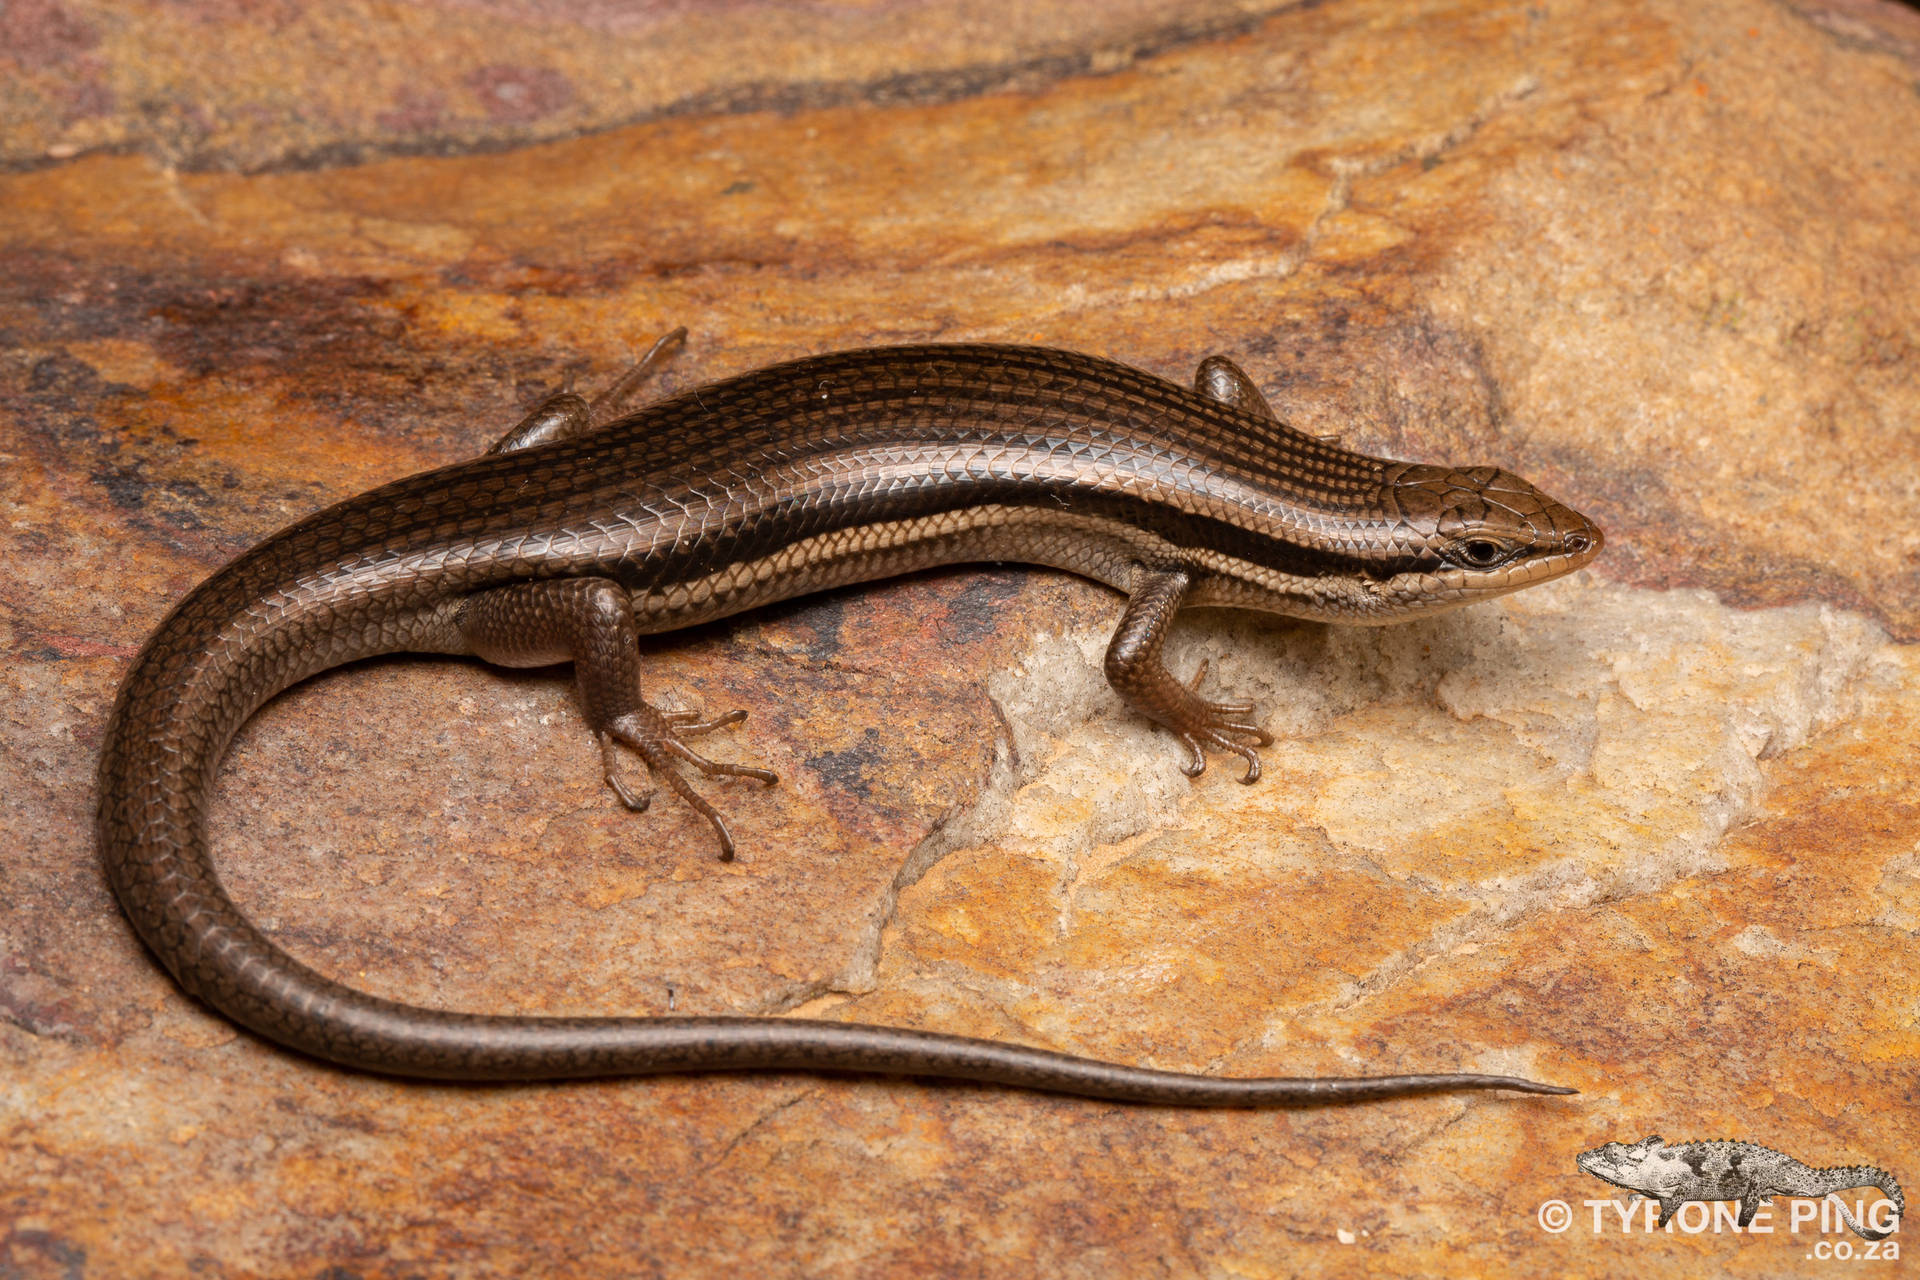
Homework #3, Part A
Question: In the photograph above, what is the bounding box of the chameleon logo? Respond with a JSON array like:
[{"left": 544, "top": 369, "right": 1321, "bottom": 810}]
[{"left": 1576, "top": 1135, "right": 1903, "bottom": 1242}]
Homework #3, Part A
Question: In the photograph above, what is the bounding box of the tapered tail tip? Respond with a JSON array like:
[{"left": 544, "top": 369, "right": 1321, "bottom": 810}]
[
  {"left": 1454, "top": 1075, "right": 1577, "bottom": 1095},
  {"left": 1439, "top": 1073, "right": 1578, "bottom": 1096}
]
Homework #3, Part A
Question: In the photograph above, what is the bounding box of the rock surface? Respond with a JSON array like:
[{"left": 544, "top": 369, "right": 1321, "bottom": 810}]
[{"left": 3, "top": 0, "right": 1917, "bottom": 1275}]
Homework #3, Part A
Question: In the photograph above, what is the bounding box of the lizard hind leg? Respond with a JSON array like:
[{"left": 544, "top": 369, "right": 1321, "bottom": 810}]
[
  {"left": 487, "top": 326, "right": 689, "bottom": 454},
  {"left": 456, "top": 576, "right": 777, "bottom": 860}
]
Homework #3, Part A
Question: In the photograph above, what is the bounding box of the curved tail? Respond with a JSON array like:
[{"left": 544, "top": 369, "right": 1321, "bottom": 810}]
[{"left": 1813, "top": 1166, "right": 1904, "bottom": 1242}]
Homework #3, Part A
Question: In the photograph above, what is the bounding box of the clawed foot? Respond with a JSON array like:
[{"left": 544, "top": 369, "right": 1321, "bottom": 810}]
[
  {"left": 1172, "top": 658, "right": 1274, "bottom": 783},
  {"left": 598, "top": 703, "right": 777, "bottom": 860}
]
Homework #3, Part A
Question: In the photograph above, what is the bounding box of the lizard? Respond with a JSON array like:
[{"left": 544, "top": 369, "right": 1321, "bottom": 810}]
[
  {"left": 1578, "top": 1135, "right": 1904, "bottom": 1240},
  {"left": 96, "top": 330, "right": 1603, "bottom": 1100}
]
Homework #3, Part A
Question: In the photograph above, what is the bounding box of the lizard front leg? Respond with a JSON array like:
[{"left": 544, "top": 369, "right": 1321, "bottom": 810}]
[
  {"left": 1103, "top": 564, "right": 1274, "bottom": 781},
  {"left": 456, "top": 576, "right": 777, "bottom": 859}
]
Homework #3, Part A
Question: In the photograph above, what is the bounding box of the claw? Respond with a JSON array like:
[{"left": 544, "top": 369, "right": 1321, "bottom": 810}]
[
  {"left": 656, "top": 734, "right": 779, "bottom": 786},
  {"left": 1226, "top": 739, "right": 1262, "bottom": 784},
  {"left": 600, "top": 733, "right": 655, "bottom": 811},
  {"left": 661, "top": 708, "right": 750, "bottom": 736},
  {"left": 654, "top": 762, "right": 742, "bottom": 861}
]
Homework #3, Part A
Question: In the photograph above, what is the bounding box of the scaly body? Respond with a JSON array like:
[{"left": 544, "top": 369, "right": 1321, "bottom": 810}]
[{"left": 97, "top": 339, "right": 1601, "bottom": 1100}]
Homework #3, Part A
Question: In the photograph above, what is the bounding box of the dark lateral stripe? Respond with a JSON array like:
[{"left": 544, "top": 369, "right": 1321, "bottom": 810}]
[{"left": 618, "top": 465, "right": 1402, "bottom": 594}]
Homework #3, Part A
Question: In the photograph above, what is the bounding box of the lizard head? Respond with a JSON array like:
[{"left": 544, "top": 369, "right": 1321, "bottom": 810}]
[
  {"left": 1360, "top": 463, "right": 1603, "bottom": 618},
  {"left": 1576, "top": 1136, "right": 1675, "bottom": 1194}
]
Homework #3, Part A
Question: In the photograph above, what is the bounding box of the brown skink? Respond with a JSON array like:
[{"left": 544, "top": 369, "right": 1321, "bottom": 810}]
[{"left": 95, "top": 334, "right": 1602, "bottom": 1103}]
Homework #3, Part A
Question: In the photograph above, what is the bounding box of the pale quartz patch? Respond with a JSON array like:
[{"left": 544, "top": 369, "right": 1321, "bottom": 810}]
[
  {"left": 959, "top": 575, "right": 1885, "bottom": 865},
  {"left": 1728, "top": 924, "right": 1833, "bottom": 968},
  {"left": 883, "top": 572, "right": 1900, "bottom": 1039}
]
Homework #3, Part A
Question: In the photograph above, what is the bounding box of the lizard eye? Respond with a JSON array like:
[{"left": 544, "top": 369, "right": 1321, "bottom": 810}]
[{"left": 1452, "top": 538, "right": 1513, "bottom": 569}]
